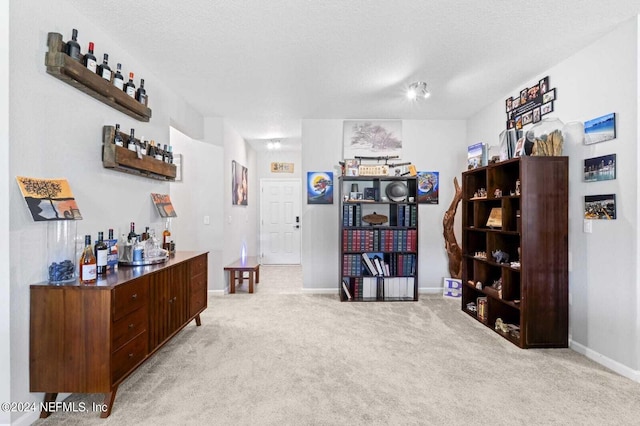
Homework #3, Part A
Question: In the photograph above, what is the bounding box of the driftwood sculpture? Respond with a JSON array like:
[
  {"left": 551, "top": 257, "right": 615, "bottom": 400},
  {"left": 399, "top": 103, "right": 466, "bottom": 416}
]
[{"left": 443, "top": 177, "right": 463, "bottom": 279}]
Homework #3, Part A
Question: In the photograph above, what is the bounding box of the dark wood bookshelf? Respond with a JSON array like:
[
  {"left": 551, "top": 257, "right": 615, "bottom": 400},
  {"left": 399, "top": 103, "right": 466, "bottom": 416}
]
[{"left": 461, "top": 156, "right": 568, "bottom": 348}]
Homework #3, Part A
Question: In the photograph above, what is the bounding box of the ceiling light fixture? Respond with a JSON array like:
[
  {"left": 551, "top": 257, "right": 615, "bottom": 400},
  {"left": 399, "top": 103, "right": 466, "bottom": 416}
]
[
  {"left": 407, "top": 81, "right": 430, "bottom": 100},
  {"left": 267, "top": 139, "right": 281, "bottom": 150}
]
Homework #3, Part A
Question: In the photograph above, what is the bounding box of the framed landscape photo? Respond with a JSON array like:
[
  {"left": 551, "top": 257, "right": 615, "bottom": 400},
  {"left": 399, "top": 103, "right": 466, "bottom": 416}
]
[
  {"left": 584, "top": 113, "right": 616, "bottom": 145},
  {"left": 584, "top": 194, "right": 616, "bottom": 220},
  {"left": 584, "top": 154, "right": 616, "bottom": 182},
  {"left": 343, "top": 120, "right": 402, "bottom": 159}
]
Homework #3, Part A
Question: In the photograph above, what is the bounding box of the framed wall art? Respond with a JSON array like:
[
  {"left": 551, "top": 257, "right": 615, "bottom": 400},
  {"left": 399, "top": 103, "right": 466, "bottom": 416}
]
[
  {"left": 584, "top": 113, "right": 616, "bottom": 145},
  {"left": 417, "top": 171, "right": 439, "bottom": 204},
  {"left": 232, "top": 160, "right": 248, "bottom": 206},
  {"left": 307, "top": 171, "right": 333, "bottom": 204},
  {"left": 343, "top": 120, "right": 403, "bottom": 159},
  {"left": 584, "top": 194, "right": 616, "bottom": 220},
  {"left": 584, "top": 154, "right": 616, "bottom": 182}
]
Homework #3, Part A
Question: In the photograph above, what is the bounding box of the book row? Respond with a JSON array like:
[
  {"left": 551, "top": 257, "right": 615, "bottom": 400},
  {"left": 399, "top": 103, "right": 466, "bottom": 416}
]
[
  {"left": 342, "top": 204, "right": 418, "bottom": 227},
  {"left": 342, "top": 253, "right": 417, "bottom": 277},
  {"left": 342, "top": 229, "right": 417, "bottom": 252},
  {"left": 342, "top": 277, "right": 416, "bottom": 300}
]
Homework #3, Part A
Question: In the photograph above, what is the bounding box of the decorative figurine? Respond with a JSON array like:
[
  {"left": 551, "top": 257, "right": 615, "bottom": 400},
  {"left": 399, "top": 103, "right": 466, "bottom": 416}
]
[
  {"left": 515, "top": 179, "right": 521, "bottom": 195},
  {"left": 492, "top": 249, "right": 509, "bottom": 264},
  {"left": 494, "top": 188, "right": 502, "bottom": 198}
]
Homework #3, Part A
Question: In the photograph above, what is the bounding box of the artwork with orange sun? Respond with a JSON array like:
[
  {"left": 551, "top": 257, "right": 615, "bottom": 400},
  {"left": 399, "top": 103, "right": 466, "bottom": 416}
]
[
  {"left": 151, "top": 193, "right": 178, "bottom": 217},
  {"left": 307, "top": 172, "right": 333, "bottom": 204},
  {"left": 16, "top": 176, "right": 82, "bottom": 221}
]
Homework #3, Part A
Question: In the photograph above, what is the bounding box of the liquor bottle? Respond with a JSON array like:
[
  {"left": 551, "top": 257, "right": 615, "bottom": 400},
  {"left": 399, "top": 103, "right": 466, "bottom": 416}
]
[
  {"left": 127, "top": 128, "right": 136, "bottom": 152},
  {"left": 167, "top": 145, "right": 174, "bottom": 164},
  {"left": 83, "top": 42, "right": 97, "bottom": 73},
  {"left": 113, "top": 63, "right": 124, "bottom": 90},
  {"left": 135, "top": 78, "right": 147, "bottom": 105},
  {"left": 127, "top": 222, "right": 137, "bottom": 242},
  {"left": 95, "top": 231, "right": 108, "bottom": 275},
  {"left": 97, "top": 53, "right": 112, "bottom": 81},
  {"left": 154, "top": 141, "right": 163, "bottom": 161},
  {"left": 114, "top": 123, "right": 124, "bottom": 147},
  {"left": 141, "top": 226, "right": 149, "bottom": 241},
  {"left": 147, "top": 140, "right": 156, "bottom": 158},
  {"left": 79, "top": 234, "right": 97, "bottom": 283},
  {"left": 107, "top": 228, "right": 118, "bottom": 269},
  {"left": 162, "top": 220, "right": 171, "bottom": 250},
  {"left": 163, "top": 144, "right": 169, "bottom": 163},
  {"left": 66, "top": 28, "right": 81, "bottom": 61},
  {"left": 124, "top": 72, "right": 136, "bottom": 97}
]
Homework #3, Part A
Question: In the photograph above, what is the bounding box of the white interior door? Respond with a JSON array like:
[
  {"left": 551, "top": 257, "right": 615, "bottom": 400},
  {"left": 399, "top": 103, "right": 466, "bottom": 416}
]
[{"left": 260, "top": 179, "right": 301, "bottom": 264}]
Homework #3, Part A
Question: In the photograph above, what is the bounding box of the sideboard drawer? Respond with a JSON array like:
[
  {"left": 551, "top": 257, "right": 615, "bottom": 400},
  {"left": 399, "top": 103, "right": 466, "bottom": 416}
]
[
  {"left": 112, "top": 305, "right": 148, "bottom": 352},
  {"left": 190, "top": 255, "right": 207, "bottom": 277},
  {"left": 111, "top": 331, "right": 147, "bottom": 384},
  {"left": 113, "top": 276, "right": 148, "bottom": 321}
]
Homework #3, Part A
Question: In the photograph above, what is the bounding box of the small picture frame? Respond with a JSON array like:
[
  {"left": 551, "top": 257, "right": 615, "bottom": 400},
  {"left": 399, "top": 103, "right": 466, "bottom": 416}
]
[
  {"left": 363, "top": 187, "right": 379, "bottom": 201},
  {"left": 542, "top": 88, "right": 556, "bottom": 103},
  {"left": 539, "top": 76, "right": 549, "bottom": 95},
  {"left": 584, "top": 154, "right": 616, "bottom": 182},
  {"left": 541, "top": 102, "right": 554, "bottom": 116},
  {"left": 584, "top": 194, "right": 616, "bottom": 220},
  {"left": 350, "top": 192, "right": 363, "bottom": 200},
  {"left": 505, "top": 97, "right": 513, "bottom": 112}
]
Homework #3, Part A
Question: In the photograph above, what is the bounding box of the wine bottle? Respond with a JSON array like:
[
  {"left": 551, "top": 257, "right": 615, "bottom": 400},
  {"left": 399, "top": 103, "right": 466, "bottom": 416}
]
[
  {"left": 162, "top": 220, "right": 172, "bottom": 250},
  {"left": 127, "top": 222, "right": 137, "bottom": 242},
  {"left": 124, "top": 72, "right": 136, "bottom": 97},
  {"left": 163, "top": 144, "right": 169, "bottom": 163},
  {"left": 66, "top": 28, "right": 81, "bottom": 61},
  {"left": 135, "top": 78, "right": 147, "bottom": 105},
  {"left": 95, "top": 231, "right": 108, "bottom": 275},
  {"left": 97, "top": 53, "right": 112, "bottom": 81},
  {"left": 79, "top": 234, "right": 97, "bottom": 283},
  {"left": 114, "top": 123, "right": 124, "bottom": 147},
  {"left": 113, "top": 63, "right": 124, "bottom": 90},
  {"left": 154, "top": 141, "right": 163, "bottom": 161},
  {"left": 83, "top": 42, "right": 97, "bottom": 73},
  {"left": 127, "top": 128, "right": 136, "bottom": 152}
]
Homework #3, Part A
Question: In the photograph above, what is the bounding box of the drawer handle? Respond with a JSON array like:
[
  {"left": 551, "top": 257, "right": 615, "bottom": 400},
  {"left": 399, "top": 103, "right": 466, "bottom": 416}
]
[
  {"left": 173, "top": 296, "right": 177, "bottom": 302},
  {"left": 128, "top": 353, "right": 134, "bottom": 358},
  {"left": 128, "top": 323, "right": 134, "bottom": 329},
  {"left": 168, "top": 298, "right": 173, "bottom": 304},
  {"left": 131, "top": 293, "right": 138, "bottom": 300}
]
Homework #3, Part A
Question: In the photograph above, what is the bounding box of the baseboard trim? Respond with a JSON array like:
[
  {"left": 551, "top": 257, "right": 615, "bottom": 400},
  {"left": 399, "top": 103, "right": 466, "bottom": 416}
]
[
  {"left": 12, "top": 393, "right": 72, "bottom": 426},
  {"left": 208, "top": 289, "right": 226, "bottom": 296},
  {"left": 570, "top": 340, "right": 640, "bottom": 383}
]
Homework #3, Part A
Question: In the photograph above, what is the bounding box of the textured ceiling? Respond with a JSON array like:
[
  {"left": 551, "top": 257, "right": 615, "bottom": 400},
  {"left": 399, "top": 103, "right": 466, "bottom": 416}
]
[{"left": 63, "top": 0, "right": 640, "bottom": 149}]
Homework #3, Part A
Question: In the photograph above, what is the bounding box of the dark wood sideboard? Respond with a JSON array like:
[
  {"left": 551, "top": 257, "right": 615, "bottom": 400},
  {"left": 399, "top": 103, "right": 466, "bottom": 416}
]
[{"left": 30, "top": 251, "right": 208, "bottom": 418}]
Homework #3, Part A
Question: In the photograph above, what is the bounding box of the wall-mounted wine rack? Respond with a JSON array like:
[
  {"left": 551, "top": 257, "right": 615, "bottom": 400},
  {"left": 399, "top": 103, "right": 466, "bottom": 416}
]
[{"left": 45, "top": 32, "right": 152, "bottom": 122}]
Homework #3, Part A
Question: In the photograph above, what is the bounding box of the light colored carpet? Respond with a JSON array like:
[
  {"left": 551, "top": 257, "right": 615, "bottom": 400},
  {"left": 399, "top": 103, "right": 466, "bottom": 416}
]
[{"left": 34, "top": 266, "right": 640, "bottom": 425}]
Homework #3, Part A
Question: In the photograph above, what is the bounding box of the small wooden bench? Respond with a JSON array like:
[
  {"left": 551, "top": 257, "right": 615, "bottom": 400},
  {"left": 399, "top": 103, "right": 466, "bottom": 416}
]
[{"left": 224, "top": 256, "right": 260, "bottom": 293}]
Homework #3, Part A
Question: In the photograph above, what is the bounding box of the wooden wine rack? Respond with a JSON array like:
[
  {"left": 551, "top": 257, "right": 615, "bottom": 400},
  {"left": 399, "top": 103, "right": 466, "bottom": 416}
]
[
  {"left": 45, "top": 32, "right": 152, "bottom": 122},
  {"left": 102, "top": 126, "right": 176, "bottom": 181}
]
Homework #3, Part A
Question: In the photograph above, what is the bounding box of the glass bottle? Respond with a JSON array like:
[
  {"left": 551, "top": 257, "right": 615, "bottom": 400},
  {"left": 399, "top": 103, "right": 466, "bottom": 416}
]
[
  {"left": 114, "top": 123, "right": 124, "bottom": 147},
  {"left": 124, "top": 72, "right": 136, "bottom": 97},
  {"left": 135, "top": 78, "right": 147, "bottom": 105},
  {"left": 98, "top": 53, "right": 112, "bottom": 81},
  {"left": 127, "top": 128, "right": 136, "bottom": 152},
  {"left": 79, "top": 234, "right": 97, "bottom": 283},
  {"left": 113, "top": 63, "right": 124, "bottom": 90},
  {"left": 83, "top": 42, "right": 97, "bottom": 73},
  {"left": 162, "top": 220, "right": 171, "bottom": 250},
  {"left": 66, "top": 28, "right": 81, "bottom": 61},
  {"left": 95, "top": 231, "right": 108, "bottom": 275}
]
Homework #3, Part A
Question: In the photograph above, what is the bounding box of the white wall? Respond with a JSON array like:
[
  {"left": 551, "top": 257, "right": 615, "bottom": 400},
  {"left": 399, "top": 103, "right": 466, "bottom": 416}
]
[
  {"left": 300, "top": 119, "right": 467, "bottom": 291},
  {"left": 9, "top": 1, "right": 204, "bottom": 423},
  {"left": 256, "top": 149, "right": 302, "bottom": 180},
  {"left": 169, "top": 127, "right": 224, "bottom": 292},
  {"left": 222, "top": 121, "right": 259, "bottom": 283},
  {"left": 1, "top": 1, "right": 11, "bottom": 424},
  {"left": 468, "top": 17, "right": 639, "bottom": 378}
]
